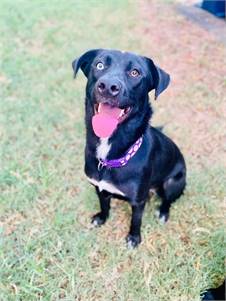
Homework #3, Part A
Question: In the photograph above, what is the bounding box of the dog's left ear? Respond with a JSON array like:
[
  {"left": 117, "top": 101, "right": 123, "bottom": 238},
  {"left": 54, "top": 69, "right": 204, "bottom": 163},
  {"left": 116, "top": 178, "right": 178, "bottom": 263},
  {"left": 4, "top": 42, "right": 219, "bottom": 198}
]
[
  {"left": 145, "top": 57, "right": 170, "bottom": 99},
  {"left": 72, "top": 49, "right": 102, "bottom": 78}
]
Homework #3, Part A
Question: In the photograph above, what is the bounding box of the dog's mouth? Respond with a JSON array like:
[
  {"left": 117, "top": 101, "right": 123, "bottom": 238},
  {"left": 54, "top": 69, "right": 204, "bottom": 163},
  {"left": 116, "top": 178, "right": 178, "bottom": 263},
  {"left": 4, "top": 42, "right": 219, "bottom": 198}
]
[
  {"left": 92, "top": 103, "right": 131, "bottom": 138},
  {"left": 94, "top": 103, "right": 131, "bottom": 122}
]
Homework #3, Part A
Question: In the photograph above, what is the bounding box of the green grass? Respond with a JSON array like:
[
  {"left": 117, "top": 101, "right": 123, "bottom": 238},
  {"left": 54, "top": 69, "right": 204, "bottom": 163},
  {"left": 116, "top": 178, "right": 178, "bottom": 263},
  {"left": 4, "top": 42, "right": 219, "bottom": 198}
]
[{"left": 0, "top": 1, "right": 225, "bottom": 300}]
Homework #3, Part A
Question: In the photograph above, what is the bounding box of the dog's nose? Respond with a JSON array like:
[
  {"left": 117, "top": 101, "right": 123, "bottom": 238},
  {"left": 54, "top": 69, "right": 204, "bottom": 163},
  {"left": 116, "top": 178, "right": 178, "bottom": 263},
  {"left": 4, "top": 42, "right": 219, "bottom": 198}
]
[
  {"left": 97, "top": 80, "right": 121, "bottom": 97},
  {"left": 97, "top": 82, "right": 106, "bottom": 94},
  {"left": 109, "top": 83, "right": 120, "bottom": 97}
]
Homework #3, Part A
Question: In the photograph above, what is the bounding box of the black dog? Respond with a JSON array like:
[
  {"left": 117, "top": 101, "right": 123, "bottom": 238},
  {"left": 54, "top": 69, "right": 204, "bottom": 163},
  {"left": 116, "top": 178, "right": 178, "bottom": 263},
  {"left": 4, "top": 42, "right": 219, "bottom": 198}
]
[
  {"left": 72, "top": 49, "right": 186, "bottom": 248},
  {"left": 202, "top": 280, "right": 225, "bottom": 300}
]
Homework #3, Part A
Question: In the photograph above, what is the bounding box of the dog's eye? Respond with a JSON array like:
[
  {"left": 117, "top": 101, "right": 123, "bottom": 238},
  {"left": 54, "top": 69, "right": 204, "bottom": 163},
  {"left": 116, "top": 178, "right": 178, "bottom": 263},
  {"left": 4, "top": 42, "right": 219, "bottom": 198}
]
[
  {"left": 96, "top": 62, "right": 104, "bottom": 70},
  {"left": 130, "top": 69, "right": 140, "bottom": 77}
]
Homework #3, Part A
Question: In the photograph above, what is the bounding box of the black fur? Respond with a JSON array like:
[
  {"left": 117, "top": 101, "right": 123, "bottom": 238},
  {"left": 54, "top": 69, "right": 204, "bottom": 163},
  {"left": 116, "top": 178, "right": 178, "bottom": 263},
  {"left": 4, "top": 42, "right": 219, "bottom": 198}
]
[
  {"left": 201, "top": 280, "right": 225, "bottom": 301},
  {"left": 72, "top": 49, "right": 186, "bottom": 248}
]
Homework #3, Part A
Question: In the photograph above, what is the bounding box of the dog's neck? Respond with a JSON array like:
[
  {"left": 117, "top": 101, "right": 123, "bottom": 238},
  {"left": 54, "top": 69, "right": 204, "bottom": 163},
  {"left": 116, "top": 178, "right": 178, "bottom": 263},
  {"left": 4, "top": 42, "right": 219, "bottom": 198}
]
[
  {"left": 85, "top": 96, "right": 152, "bottom": 161},
  {"left": 104, "top": 108, "right": 151, "bottom": 160},
  {"left": 96, "top": 138, "right": 111, "bottom": 160}
]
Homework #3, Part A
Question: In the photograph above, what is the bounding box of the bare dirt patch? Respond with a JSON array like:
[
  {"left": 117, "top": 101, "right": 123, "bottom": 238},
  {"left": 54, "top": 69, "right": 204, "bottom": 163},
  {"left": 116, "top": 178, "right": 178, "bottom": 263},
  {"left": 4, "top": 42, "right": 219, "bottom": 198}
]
[
  {"left": 137, "top": 0, "right": 226, "bottom": 166},
  {"left": 0, "top": 212, "right": 25, "bottom": 236}
]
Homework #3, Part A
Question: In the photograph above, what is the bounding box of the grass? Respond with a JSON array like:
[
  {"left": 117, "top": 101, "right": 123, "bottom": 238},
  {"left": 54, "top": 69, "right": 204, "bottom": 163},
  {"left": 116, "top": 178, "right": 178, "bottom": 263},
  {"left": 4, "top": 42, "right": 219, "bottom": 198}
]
[{"left": 0, "top": 0, "right": 225, "bottom": 300}]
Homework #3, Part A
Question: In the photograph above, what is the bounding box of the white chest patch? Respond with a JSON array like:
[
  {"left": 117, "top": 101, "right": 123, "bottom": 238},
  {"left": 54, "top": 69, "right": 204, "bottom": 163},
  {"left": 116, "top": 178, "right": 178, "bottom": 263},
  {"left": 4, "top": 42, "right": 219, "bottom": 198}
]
[
  {"left": 87, "top": 177, "right": 125, "bottom": 196},
  {"left": 96, "top": 138, "right": 111, "bottom": 160}
]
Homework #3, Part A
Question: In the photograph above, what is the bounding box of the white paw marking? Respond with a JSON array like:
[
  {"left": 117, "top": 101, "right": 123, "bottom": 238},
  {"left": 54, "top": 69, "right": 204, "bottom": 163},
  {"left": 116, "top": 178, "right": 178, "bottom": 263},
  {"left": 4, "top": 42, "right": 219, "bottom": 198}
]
[
  {"left": 155, "top": 210, "right": 160, "bottom": 218},
  {"left": 155, "top": 210, "right": 167, "bottom": 224},
  {"left": 92, "top": 219, "right": 99, "bottom": 227},
  {"left": 159, "top": 215, "right": 167, "bottom": 224},
  {"left": 127, "top": 240, "right": 135, "bottom": 249}
]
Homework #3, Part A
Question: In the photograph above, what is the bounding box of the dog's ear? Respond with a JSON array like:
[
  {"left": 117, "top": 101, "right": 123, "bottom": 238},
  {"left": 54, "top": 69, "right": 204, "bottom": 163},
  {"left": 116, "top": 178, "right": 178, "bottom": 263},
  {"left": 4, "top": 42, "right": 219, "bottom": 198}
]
[
  {"left": 72, "top": 49, "right": 101, "bottom": 78},
  {"left": 145, "top": 57, "right": 170, "bottom": 99}
]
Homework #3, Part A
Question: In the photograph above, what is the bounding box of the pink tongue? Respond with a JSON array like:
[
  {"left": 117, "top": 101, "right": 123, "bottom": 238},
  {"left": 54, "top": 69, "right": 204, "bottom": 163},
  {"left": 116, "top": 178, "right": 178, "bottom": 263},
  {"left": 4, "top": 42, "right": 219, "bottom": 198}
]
[{"left": 92, "top": 104, "right": 122, "bottom": 138}]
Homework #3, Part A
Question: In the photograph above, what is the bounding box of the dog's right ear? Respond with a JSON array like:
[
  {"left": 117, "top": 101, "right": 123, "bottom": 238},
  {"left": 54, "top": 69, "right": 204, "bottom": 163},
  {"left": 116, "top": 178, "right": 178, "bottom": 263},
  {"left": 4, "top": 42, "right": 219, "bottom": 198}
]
[{"left": 72, "top": 49, "right": 101, "bottom": 78}]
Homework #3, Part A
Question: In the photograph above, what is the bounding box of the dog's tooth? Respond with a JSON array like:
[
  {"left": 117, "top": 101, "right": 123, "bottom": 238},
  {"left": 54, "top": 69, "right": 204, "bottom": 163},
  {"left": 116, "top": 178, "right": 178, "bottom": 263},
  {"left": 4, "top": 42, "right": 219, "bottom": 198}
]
[
  {"left": 125, "top": 107, "right": 130, "bottom": 114},
  {"left": 119, "top": 110, "right": 124, "bottom": 117}
]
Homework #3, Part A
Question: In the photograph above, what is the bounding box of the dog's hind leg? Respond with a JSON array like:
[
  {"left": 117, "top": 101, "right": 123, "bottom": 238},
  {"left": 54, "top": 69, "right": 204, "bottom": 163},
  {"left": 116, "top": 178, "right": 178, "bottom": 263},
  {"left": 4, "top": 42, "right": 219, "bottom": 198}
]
[
  {"left": 91, "top": 188, "right": 112, "bottom": 226},
  {"left": 156, "top": 169, "right": 186, "bottom": 223}
]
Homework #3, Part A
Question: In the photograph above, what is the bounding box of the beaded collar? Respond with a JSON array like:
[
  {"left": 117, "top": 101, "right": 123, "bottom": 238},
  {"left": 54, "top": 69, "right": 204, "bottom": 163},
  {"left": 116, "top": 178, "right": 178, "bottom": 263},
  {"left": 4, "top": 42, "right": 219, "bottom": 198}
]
[{"left": 98, "top": 136, "right": 143, "bottom": 170}]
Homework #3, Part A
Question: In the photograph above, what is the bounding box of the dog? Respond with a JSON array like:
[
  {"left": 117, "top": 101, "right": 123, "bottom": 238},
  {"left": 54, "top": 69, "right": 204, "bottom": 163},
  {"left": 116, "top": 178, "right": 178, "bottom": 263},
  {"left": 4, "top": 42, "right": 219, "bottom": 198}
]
[
  {"left": 72, "top": 49, "right": 186, "bottom": 248},
  {"left": 201, "top": 279, "right": 225, "bottom": 300}
]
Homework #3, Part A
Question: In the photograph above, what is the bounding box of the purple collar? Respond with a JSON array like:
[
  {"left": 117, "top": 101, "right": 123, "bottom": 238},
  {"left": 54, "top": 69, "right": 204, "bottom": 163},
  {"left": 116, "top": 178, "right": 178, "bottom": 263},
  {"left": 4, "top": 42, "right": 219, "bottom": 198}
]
[{"left": 98, "top": 136, "right": 143, "bottom": 170}]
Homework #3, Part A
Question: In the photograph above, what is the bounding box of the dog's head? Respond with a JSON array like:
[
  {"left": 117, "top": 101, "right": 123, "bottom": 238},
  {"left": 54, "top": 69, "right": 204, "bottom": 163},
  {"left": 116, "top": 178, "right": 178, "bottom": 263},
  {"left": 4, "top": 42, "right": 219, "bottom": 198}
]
[{"left": 72, "top": 49, "right": 170, "bottom": 137}]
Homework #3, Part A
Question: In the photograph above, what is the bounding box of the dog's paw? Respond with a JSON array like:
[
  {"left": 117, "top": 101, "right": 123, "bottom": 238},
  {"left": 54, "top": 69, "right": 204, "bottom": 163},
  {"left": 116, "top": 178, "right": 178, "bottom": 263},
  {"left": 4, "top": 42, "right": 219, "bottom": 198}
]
[
  {"left": 91, "top": 213, "right": 106, "bottom": 227},
  {"left": 126, "top": 234, "right": 141, "bottom": 249},
  {"left": 155, "top": 210, "right": 169, "bottom": 224}
]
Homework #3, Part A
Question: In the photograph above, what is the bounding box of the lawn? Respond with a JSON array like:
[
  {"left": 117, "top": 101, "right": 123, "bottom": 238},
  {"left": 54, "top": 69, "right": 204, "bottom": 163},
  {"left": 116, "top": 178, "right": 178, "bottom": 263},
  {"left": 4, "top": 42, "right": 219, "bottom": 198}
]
[{"left": 0, "top": 1, "right": 225, "bottom": 300}]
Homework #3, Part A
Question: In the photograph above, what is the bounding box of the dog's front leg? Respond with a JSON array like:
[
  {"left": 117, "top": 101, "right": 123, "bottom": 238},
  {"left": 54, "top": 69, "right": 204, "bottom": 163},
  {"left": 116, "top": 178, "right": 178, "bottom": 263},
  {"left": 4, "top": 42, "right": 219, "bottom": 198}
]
[
  {"left": 126, "top": 201, "right": 146, "bottom": 248},
  {"left": 91, "top": 187, "right": 111, "bottom": 226}
]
